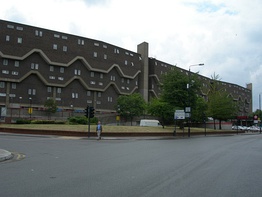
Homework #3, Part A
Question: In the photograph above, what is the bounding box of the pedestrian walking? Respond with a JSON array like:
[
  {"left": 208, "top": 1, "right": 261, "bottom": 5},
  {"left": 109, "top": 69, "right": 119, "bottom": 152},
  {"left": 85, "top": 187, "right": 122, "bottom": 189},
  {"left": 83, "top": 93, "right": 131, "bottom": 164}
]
[{"left": 96, "top": 121, "right": 102, "bottom": 140}]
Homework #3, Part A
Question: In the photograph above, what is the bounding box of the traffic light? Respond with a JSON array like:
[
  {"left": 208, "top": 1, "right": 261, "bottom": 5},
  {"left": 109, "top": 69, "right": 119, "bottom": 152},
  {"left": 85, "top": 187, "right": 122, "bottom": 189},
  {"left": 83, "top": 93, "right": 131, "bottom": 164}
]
[
  {"left": 84, "top": 106, "right": 89, "bottom": 118},
  {"left": 89, "top": 107, "right": 95, "bottom": 118}
]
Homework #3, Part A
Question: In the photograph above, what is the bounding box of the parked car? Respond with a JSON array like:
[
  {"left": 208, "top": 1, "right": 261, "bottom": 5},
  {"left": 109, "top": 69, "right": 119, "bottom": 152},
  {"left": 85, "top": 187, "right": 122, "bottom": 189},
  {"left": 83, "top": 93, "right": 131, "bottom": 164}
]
[
  {"left": 232, "top": 125, "right": 247, "bottom": 130},
  {"left": 247, "top": 126, "right": 260, "bottom": 132}
]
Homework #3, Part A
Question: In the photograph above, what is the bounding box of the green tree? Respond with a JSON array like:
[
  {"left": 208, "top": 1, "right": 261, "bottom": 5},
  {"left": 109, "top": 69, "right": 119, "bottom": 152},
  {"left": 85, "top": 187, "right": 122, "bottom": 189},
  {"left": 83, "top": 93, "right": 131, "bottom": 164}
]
[
  {"left": 116, "top": 93, "right": 146, "bottom": 125},
  {"left": 207, "top": 91, "right": 238, "bottom": 129},
  {"left": 208, "top": 73, "right": 238, "bottom": 129},
  {"left": 44, "top": 98, "right": 58, "bottom": 120},
  {"left": 192, "top": 97, "right": 208, "bottom": 123},
  {"left": 147, "top": 98, "right": 174, "bottom": 128},
  {"left": 160, "top": 68, "right": 201, "bottom": 121}
]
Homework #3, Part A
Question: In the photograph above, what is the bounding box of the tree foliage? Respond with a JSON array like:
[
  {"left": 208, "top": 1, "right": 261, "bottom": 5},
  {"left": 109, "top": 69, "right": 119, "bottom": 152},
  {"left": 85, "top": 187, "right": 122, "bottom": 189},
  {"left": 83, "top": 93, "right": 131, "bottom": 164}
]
[
  {"left": 192, "top": 97, "right": 208, "bottom": 122},
  {"left": 160, "top": 68, "right": 201, "bottom": 121},
  {"left": 44, "top": 98, "right": 58, "bottom": 120},
  {"left": 147, "top": 98, "right": 174, "bottom": 127},
  {"left": 116, "top": 93, "right": 146, "bottom": 125},
  {"left": 207, "top": 73, "right": 238, "bottom": 129},
  {"left": 207, "top": 91, "right": 238, "bottom": 129}
]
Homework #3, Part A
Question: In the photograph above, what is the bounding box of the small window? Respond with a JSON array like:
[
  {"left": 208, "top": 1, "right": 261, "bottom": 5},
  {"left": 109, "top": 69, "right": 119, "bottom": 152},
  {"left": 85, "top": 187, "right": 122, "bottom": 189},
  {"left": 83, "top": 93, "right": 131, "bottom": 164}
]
[
  {"left": 94, "top": 43, "right": 99, "bottom": 46},
  {"left": 72, "top": 93, "right": 78, "bottom": 98},
  {"left": 11, "top": 83, "right": 16, "bottom": 89},
  {"left": 17, "top": 37, "right": 22, "bottom": 44},
  {"left": 35, "top": 30, "right": 43, "bottom": 37},
  {"left": 104, "top": 54, "right": 107, "bottom": 59},
  {"left": 78, "top": 39, "right": 84, "bottom": 45},
  {"left": 16, "top": 26, "right": 23, "bottom": 31},
  {"left": 7, "top": 24, "right": 14, "bottom": 29},
  {"left": 50, "top": 66, "right": 54, "bottom": 72},
  {"left": 47, "top": 87, "right": 52, "bottom": 93},
  {"left": 100, "top": 73, "right": 103, "bottom": 79},
  {"left": 3, "top": 59, "right": 8, "bottom": 65},
  {"left": 14, "top": 61, "right": 19, "bottom": 67},
  {"left": 57, "top": 88, "right": 62, "bottom": 93},
  {"left": 28, "top": 89, "right": 36, "bottom": 95},
  {"left": 53, "top": 44, "right": 58, "bottom": 50},
  {"left": 94, "top": 52, "right": 97, "bottom": 57},
  {"left": 108, "top": 97, "right": 113, "bottom": 102},
  {"left": 60, "top": 67, "right": 64, "bottom": 73},
  {"left": 90, "top": 72, "right": 95, "bottom": 77},
  {"left": 54, "top": 34, "right": 60, "bottom": 38},
  {"left": 12, "top": 71, "right": 19, "bottom": 75},
  {"left": 114, "top": 48, "right": 120, "bottom": 54},
  {"left": 74, "top": 69, "right": 81, "bottom": 75},
  {"left": 63, "top": 46, "right": 67, "bottom": 52},
  {"left": 62, "top": 35, "right": 68, "bottom": 40},
  {"left": 97, "top": 92, "right": 102, "bottom": 97},
  {"left": 6, "top": 35, "right": 10, "bottom": 41},
  {"left": 0, "top": 82, "right": 5, "bottom": 88},
  {"left": 87, "top": 91, "right": 91, "bottom": 96},
  {"left": 2, "top": 70, "right": 9, "bottom": 74}
]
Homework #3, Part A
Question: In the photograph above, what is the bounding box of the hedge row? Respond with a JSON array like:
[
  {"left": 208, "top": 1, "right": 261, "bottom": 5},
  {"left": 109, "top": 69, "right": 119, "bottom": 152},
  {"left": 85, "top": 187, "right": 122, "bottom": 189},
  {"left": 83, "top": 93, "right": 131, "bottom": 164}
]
[{"left": 15, "top": 116, "right": 98, "bottom": 125}]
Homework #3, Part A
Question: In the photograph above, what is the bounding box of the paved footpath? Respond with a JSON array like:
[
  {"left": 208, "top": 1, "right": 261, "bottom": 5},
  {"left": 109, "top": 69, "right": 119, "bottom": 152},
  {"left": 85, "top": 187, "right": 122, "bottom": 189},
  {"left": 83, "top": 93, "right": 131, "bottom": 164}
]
[{"left": 0, "top": 149, "right": 13, "bottom": 162}]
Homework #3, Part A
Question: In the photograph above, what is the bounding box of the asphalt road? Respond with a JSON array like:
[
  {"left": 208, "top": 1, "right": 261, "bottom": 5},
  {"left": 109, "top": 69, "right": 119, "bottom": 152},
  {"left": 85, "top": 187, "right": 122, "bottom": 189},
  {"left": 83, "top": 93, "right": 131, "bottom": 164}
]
[{"left": 1, "top": 133, "right": 262, "bottom": 197}]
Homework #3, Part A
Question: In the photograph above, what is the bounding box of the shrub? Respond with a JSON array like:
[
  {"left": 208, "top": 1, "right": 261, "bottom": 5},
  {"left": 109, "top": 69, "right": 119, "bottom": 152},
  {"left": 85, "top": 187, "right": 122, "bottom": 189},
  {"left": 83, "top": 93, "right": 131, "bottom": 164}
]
[
  {"left": 16, "top": 119, "right": 31, "bottom": 124},
  {"left": 54, "top": 120, "right": 66, "bottom": 124},
  {"left": 67, "top": 116, "right": 98, "bottom": 125},
  {"left": 68, "top": 116, "right": 88, "bottom": 125}
]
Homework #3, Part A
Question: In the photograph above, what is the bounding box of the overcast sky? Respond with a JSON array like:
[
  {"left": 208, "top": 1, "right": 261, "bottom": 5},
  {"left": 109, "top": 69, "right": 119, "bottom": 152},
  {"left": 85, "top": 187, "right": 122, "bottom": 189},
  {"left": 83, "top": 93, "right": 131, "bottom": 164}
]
[{"left": 1, "top": 0, "right": 262, "bottom": 111}]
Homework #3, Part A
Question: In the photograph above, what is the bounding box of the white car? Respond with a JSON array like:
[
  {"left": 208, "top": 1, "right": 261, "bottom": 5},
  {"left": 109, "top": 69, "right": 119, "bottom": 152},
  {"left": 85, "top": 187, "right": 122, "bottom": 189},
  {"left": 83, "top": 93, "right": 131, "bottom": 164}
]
[
  {"left": 247, "top": 126, "right": 260, "bottom": 132},
  {"left": 232, "top": 126, "right": 246, "bottom": 130}
]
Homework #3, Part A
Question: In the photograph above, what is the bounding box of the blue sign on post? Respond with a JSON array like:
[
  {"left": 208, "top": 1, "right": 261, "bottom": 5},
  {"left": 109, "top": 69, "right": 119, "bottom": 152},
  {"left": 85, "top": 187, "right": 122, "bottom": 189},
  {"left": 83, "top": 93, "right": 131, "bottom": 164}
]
[{"left": 174, "top": 110, "right": 185, "bottom": 120}]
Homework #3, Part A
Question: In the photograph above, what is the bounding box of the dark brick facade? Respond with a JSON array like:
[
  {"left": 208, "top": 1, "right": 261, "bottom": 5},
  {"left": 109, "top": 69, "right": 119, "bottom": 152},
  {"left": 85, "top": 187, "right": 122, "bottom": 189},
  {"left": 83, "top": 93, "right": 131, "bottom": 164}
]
[{"left": 0, "top": 19, "right": 252, "bottom": 119}]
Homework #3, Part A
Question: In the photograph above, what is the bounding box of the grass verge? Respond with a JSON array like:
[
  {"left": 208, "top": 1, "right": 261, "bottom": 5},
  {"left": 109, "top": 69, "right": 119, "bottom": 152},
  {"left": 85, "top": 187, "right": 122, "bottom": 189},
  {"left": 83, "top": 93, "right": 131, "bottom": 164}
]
[{"left": 0, "top": 124, "right": 233, "bottom": 134}]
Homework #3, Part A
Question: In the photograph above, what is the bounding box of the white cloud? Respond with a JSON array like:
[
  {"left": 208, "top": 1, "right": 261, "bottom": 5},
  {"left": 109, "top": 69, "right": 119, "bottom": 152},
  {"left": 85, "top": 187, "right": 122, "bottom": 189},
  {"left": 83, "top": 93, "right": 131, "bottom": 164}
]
[{"left": 1, "top": 0, "right": 262, "bottom": 110}]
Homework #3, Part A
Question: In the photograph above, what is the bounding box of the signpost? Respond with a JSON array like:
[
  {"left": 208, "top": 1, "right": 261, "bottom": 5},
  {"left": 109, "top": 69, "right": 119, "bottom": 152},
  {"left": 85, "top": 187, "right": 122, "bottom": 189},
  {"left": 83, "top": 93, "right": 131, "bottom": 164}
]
[
  {"left": 174, "top": 110, "right": 185, "bottom": 120},
  {"left": 174, "top": 110, "right": 185, "bottom": 136}
]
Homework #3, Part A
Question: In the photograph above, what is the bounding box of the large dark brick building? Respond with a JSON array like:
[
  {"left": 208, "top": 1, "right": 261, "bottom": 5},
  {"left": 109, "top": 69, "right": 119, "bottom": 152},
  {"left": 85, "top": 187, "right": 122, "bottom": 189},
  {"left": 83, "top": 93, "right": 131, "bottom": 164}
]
[{"left": 0, "top": 19, "right": 252, "bottom": 121}]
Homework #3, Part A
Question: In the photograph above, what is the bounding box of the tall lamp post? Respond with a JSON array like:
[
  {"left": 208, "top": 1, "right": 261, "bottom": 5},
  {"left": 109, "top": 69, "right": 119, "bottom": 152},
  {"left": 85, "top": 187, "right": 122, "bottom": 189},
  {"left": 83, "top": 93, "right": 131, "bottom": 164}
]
[
  {"left": 29, "top": 97, "right": 32, "bottom": 119},
  {"left": 19, "top": 97, "right": 22, "bottom": 118},
  {"left": 259, "top": 93, "right": 261, "bottom": 134},
  {"left": 187, "top": 63, "right": 204, "bottom": 137}
]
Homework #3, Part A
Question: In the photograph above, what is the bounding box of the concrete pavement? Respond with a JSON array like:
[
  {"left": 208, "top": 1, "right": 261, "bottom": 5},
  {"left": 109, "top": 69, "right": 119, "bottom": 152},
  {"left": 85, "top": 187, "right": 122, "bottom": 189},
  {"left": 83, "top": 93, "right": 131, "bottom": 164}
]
[{"left": 0, "top": 149, "right": 13, "bottom": 162}]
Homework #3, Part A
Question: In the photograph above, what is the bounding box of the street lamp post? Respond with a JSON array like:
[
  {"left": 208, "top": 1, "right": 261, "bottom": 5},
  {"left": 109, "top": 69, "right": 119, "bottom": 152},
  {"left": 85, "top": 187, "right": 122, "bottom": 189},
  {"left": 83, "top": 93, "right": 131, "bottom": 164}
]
[
  {"left": 19, "top": 97, "right": 22, "bottom": 118},
  {"left": 259, "top": 93, "right": 261, "bottom": 134},
  {"left": 29, "top": 97, "right": 32, "bottom": 119},
  {"left": 187, "top": 63, "right": 204, "bottom": 137}
]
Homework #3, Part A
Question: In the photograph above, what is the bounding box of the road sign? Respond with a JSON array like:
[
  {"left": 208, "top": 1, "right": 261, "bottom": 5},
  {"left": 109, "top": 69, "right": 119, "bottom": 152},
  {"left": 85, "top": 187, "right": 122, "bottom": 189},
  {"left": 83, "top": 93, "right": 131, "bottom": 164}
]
[{"left": 174, "top": 110, "right": 185, "bottom": 120}]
